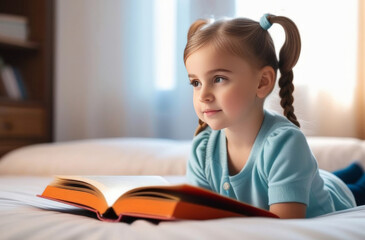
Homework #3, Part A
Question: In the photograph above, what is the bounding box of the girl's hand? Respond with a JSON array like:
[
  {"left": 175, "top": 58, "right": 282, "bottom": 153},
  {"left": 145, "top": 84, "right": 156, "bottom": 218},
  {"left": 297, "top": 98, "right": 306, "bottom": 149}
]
[{"left": 270, "top": 202, "right": 307, "bottom": 219}]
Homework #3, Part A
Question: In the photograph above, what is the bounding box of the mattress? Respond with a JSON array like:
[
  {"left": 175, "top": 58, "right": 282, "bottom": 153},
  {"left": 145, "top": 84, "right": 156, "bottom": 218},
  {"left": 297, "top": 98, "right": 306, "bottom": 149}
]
[
  {"left": 1, "top": 137, "right": 365, "bottom": 239},
  {"left": 1, "top": 176, "right": 365, "bottom": 240}
]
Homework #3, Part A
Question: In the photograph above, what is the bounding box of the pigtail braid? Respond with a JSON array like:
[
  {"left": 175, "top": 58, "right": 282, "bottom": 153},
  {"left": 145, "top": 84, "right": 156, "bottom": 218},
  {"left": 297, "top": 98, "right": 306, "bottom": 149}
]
[
  {"left": 194, "top": 119, "right": 208, "bottom": 136},
  {"left": 268, "top": 15, "right": 301, "bottom": 127}
]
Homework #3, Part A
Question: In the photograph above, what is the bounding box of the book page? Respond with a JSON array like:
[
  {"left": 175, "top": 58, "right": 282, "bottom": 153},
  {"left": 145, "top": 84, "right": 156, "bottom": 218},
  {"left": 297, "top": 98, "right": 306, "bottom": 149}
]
[{"left": 56, "top": 176, "right": 169, "bottom": 207}]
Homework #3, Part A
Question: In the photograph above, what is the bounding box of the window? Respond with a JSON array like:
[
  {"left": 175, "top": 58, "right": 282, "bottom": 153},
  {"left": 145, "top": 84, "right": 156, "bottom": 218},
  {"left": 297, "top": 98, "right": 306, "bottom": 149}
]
[{"left": 154, "top": 0, "right": 177, "bottom": 90}]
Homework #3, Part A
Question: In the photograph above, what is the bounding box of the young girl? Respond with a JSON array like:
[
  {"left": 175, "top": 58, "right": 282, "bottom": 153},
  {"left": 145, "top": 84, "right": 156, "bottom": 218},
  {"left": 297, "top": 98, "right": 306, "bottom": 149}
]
[{"left": 184, "top": 14, "right": 365, "bottom": 219}]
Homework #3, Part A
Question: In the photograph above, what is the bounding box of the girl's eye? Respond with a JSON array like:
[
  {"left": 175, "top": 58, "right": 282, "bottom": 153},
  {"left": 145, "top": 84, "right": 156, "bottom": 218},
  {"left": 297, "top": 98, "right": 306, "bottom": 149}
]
[
  {"left": 190, "top": 80, "right": 201, "bottom": 87},
  {"left": 214, "top": 77, "right": 226, "bottom": 83}
]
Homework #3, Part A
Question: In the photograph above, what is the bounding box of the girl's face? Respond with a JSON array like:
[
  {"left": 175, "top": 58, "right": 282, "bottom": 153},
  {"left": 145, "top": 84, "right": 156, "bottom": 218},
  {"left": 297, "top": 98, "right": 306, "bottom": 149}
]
[{"left": 185, "top": 44, "right": 264, "bottom": 131}]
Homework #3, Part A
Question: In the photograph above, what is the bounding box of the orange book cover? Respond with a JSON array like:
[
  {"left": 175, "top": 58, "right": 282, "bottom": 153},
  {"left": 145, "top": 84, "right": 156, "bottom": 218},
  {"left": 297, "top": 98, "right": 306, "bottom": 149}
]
[{"left": 38, "top": 176, "right": 278, "bottom": 222}]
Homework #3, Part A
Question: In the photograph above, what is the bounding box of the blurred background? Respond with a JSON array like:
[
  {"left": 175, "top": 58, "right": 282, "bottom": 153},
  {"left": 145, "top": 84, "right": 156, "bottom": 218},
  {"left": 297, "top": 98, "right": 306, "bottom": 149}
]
[
  {"left": 55, "top": 0, "right": 364, "bottom": 141},
  {"left": 1, "top": 0, "right": 364, "bottom": 153}
]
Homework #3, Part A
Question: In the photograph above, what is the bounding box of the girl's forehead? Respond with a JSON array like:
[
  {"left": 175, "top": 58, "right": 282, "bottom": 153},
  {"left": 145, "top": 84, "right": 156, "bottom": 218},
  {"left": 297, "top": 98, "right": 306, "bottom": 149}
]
[
  {"left": 188, "top": 44, "right": 237, "bottom": 61},
  {"left": 186, "top": 46, "right": 256, "bottom": 75},
  {"left": 187, "top": 44, "right": 248, "bottom": 66}
]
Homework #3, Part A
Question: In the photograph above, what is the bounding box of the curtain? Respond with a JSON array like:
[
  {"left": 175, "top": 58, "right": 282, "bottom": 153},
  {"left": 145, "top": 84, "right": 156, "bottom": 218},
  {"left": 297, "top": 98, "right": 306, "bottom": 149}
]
[
  {"left": 239, "top": 0, "right": 359, "bottom": 138},
  {"left": 55, "top": 0, "right": 236, "bottom": 141},
  {"left": 356, "top": 0, "right": 365, "bottom": 139},
  {"left": 55, "top": 0, "right": 361, "bottom": 141}
]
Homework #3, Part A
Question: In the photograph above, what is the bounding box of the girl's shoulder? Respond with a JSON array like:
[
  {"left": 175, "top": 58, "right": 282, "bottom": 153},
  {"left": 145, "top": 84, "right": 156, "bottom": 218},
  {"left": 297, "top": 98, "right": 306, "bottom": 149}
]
[
  {"left": 262, "top": 110, "right": 304, "bottom": 141},
  {"left": 192, "top": 126, "right": 219, "bottom": 149},
  {"left": 191, "top": 126, "right": 225, "bottom": 159},
  {"left": 256, "top": 111, "right": 317, "bottom": 181},
  {"left": 255, "top": 110, "right": 311, "bottom": 159}
]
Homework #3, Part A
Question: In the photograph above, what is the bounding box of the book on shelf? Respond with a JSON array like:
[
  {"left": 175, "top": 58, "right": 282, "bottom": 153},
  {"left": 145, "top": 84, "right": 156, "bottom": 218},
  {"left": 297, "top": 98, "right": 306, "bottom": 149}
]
[
  {"left": 0, "top": 59, "right": 27, "bottom": 100},
  {"left": 0, "top": 68, "right": 8, "bottom": 98},
  {"left": 38, "top": 175, "right": 278, "bottom": 222},
  {"left": 0, "top": 13, "right": 28, "bottom": 41},
  {"left": 0, "top": 64, "right": 21, "bottom": 100},
  {"left": 12, "top": 66, "right": 27, "bottom": 99}
]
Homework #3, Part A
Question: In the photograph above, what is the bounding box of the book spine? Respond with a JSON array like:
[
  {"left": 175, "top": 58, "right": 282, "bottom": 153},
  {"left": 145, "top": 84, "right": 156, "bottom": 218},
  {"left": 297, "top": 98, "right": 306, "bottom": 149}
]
[
  {"left": 0, "top": 65, "right": 22, "bottom": 100},
  {"left": 0, "top": 58, "right": 8, "bottom": 98},
  {"left": 13, "top": 67, "right": 27, "bottom": 99},
  {"left": 0, "top": 14, "right": 28, "bottom": 41},
  {"left": 0, "top": 73, "right": 8, "bottom": 98}
]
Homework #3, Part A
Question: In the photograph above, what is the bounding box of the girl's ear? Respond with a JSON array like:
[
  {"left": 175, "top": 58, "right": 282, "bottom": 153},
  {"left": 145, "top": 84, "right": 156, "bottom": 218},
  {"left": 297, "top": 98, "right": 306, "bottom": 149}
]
[{"left": 256, "top": 66, "right": 276, "bottom": 99}]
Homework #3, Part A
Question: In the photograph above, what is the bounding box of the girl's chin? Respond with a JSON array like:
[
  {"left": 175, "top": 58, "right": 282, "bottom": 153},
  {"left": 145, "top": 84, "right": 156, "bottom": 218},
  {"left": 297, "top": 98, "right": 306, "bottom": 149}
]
[{"left": 206, "top": 123, "right": 225, "bottom": 131}]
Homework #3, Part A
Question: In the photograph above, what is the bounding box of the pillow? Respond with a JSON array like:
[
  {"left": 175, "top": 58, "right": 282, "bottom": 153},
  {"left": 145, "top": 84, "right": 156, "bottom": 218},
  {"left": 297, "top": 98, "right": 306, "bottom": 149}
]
[
  {"left": 0, "top": 138, "right": 191, "bottom": 176},
  {"left": 307, "top": 137, "right": 365, "bottom": 171},
  {"left": 1, "top": 137, "right": 364, "bottom": 176}
]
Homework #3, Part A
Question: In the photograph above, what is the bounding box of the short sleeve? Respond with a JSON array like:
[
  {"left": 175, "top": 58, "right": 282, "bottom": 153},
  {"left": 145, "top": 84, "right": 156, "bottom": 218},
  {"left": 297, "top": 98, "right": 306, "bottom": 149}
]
[
  {"left": 263, "top": 127, "right": 317, "bottom": 206},
  {"left": 186, "top": 128, "right": 212, "bottom": 190}
]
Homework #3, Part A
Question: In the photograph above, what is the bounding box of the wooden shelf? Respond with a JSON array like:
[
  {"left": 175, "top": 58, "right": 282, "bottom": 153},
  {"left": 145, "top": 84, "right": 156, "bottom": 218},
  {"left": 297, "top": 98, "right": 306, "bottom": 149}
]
[
  {"left": 0, "top": 98, "right": 43, "bottom": 107},
  {"left": 0, "top": 0, "right": 54, "bottom": 157},
  {"left": 0, "top": 35, "right": 39, "bottom": 50}
]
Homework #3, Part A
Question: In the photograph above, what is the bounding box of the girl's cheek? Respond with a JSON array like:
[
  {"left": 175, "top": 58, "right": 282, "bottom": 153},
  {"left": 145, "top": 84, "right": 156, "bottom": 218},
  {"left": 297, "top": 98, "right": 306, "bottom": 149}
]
[
  {"left": 223, "top": 91, "right": 245, "bottom": 111},
  {"left": 223, "top": 89, "right": 256, "bottom": 117}
]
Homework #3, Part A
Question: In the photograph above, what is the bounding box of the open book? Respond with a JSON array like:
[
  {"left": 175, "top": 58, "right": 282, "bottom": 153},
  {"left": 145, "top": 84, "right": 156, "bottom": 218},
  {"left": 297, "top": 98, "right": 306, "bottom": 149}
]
[{"left": 38, "top": 176, "right": 278, "bottom": 221}]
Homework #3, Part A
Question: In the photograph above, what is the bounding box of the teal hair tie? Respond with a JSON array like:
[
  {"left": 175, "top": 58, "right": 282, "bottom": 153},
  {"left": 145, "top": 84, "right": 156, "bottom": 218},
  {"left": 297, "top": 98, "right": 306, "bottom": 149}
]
[{"left": 260, "top": 13, "right": 272, "bottom": 30}]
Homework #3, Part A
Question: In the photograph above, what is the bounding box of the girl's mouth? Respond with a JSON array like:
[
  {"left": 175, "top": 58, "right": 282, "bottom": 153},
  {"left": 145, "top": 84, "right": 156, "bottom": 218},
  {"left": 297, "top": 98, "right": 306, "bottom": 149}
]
[{"left": 203, "top": 109, "right": 222, "bottom": 117}]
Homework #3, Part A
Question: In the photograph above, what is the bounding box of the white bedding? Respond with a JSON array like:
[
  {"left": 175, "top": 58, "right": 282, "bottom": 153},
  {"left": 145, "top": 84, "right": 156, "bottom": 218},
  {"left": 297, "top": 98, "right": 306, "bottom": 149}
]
[
  {"left": 1, "top": 176, "right": 365, "bottom": 240},
  {"left": 1, "top": 137, "right": 365, "bottom": 240}
]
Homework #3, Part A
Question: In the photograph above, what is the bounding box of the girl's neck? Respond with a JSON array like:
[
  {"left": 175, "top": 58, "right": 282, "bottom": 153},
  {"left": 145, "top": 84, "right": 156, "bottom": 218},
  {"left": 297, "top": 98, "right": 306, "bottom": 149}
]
[
  {"left": 224, "top": 109, "right": 265, "bottom": 149},
  {"left": 224, "top": 109, "right": 265, "bottom": 175}
]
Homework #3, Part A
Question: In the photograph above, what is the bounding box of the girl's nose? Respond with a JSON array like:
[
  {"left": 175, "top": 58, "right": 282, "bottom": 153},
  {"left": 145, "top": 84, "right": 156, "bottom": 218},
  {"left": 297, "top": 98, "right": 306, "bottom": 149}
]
[{"left": 199, "top": 86, "right": 214, "bottom": 102}]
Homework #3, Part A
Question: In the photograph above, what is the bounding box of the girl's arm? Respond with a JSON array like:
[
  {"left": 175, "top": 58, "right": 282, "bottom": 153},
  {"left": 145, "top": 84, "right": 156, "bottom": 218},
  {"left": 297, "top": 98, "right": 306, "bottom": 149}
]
[{"left": 270, "top": 202, "right": 307, "bottom": 219}]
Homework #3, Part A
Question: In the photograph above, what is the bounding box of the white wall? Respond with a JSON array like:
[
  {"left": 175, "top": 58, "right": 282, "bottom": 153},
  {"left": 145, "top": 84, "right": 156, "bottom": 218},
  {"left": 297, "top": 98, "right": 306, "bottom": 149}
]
[
  {"left": 55, "top": 0, "right": 128, "bottom": 141},
  {"left": 55, "top": 0, "right": 359, "bottom": 141},
  {"left": 54, "top": 0, "right": 235, "bottom": 142}
]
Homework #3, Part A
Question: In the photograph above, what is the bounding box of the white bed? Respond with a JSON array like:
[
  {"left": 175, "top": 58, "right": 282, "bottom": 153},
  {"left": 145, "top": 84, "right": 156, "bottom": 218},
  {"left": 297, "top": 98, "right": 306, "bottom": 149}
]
[{"left": 1, "top": 137, "right": 365, "bottom": 240}]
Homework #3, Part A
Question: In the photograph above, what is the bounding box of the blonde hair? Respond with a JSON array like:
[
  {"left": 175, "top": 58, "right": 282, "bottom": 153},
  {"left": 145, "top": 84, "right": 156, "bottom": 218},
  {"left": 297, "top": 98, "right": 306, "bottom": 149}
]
[{"left": 184, "top": 15, "right": 301, "bottom": 135}]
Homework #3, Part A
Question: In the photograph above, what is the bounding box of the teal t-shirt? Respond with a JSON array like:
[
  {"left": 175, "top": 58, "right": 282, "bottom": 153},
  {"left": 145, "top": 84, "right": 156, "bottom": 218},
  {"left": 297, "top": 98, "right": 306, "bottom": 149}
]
[{"left": 187, "top": 110, "right": 356, "bottom": 218}]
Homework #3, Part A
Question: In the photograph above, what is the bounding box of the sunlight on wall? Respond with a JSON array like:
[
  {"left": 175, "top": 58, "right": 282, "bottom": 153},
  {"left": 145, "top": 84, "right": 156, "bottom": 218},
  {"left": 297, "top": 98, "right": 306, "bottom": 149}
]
[
  {"left": 154, "top": 0, "right": 177, "bottom": 90},
  {"left": 235, "top": 0, "right": 358, "bottom": 108}
]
